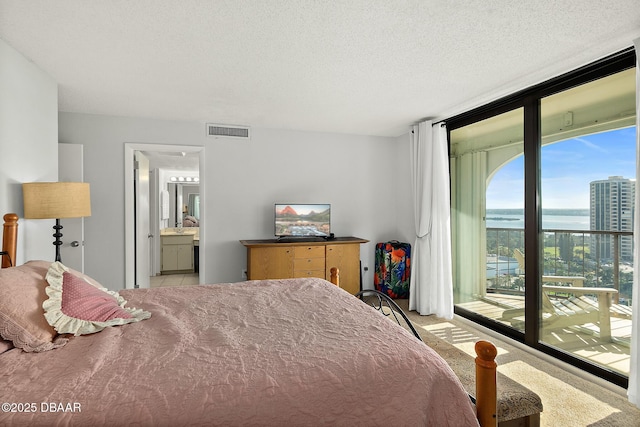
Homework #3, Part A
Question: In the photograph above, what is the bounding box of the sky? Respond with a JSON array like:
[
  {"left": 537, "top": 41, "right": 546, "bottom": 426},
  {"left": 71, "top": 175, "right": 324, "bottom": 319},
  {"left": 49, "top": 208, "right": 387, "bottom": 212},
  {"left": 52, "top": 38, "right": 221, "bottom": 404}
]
[
  {"left": 275, "top": 204, "right": 330, "bottom": 215},
  {"left": 486, "top": 127, "right": 637, "bottom": 209}
]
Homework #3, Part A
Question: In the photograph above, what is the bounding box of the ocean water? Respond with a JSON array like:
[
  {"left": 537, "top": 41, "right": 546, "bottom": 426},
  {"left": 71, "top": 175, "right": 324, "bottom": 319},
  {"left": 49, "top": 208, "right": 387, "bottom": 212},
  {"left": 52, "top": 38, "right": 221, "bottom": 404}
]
[{"left": 485, "top": 210, "right": 590, "bottom": 230}]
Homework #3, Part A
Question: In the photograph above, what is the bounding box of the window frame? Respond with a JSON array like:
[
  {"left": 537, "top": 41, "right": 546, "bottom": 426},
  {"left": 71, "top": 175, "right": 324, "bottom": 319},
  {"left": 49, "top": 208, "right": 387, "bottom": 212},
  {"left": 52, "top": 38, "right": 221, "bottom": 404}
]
[{"left": 446, "top": 47, "right": 636, "bottom": 388}]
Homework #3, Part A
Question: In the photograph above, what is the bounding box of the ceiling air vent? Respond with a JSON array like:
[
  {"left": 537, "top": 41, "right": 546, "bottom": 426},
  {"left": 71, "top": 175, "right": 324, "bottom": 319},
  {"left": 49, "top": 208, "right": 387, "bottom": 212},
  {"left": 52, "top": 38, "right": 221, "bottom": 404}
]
[{"left": 206, "top": 123, "right": 251, "bottom": 139}]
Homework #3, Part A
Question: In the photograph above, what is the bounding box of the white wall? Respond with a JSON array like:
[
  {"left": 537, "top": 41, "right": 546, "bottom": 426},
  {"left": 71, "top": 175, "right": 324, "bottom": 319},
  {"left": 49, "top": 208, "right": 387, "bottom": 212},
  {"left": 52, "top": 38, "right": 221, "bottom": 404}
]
[
  {"left": 393, "top": 131, "right": 415, "bottom": 244},
  {"left": 208, "top": 126, "right": 406, "bottom": 288},
  {"left": 59, "top": 112, "right": 412, "bottom": 290},
  {"left": 0, "top": 38, "right": 58, "bottom": 265}
]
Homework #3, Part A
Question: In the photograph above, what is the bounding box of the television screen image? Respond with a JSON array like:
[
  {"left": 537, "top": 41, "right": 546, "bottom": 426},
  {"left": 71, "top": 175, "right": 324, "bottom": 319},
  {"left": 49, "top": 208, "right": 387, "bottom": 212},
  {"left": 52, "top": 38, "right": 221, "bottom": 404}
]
[{"left": 275, "top": 204, "right": 331, "bottom": 237}]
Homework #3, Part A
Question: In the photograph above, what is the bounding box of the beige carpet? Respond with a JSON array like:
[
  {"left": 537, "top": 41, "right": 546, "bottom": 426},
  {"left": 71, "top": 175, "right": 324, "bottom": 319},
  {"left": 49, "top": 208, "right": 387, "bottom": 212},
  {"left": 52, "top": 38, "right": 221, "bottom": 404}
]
[{"left": 393, "top": 300, "right": 640, "bottom": 427}]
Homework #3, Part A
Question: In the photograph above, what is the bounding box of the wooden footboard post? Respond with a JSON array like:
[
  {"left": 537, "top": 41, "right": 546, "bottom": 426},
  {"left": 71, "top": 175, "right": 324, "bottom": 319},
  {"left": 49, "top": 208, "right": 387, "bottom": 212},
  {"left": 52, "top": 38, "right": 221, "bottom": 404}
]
[
  {"left": 330, "top": 267, "right": 339, "bottom": 287},
  {"left": 2, "top": 213, "right": 18, "bottom": 268},
  {"left": 475, "top": 340, "right": 497, "bottom": 427}
]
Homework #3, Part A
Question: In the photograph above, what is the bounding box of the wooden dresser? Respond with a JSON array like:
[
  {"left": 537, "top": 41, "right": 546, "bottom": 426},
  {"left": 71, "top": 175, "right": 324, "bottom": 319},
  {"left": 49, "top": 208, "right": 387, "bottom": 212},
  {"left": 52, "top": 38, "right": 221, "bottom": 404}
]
[{"left": 240, "top": 237, "right": 368, "bottom": 295}]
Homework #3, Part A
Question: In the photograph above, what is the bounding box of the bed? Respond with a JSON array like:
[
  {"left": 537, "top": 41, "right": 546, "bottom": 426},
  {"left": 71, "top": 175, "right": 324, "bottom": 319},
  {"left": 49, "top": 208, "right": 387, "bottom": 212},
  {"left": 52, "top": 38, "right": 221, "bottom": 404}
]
[{"left": 0, "top": 213, "right": 497, "bottom": 426}]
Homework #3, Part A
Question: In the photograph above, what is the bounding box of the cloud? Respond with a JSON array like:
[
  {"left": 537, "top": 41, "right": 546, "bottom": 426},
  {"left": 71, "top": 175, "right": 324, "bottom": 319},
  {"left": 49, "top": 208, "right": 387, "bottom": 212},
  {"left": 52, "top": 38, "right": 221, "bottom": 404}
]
[{"left": 574, "top": 137, "right": 608, "bottom": 153}]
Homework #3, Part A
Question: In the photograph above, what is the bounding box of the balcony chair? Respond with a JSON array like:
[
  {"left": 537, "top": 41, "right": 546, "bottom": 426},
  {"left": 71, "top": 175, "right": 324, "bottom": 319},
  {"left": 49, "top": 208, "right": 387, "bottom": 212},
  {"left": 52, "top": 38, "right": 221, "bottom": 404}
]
[
  {"left": 513, "top": 249, "right": 587, "bottom": 286},
  {"left": 502, "top": 250, "right": 617, "bottom": 341}
]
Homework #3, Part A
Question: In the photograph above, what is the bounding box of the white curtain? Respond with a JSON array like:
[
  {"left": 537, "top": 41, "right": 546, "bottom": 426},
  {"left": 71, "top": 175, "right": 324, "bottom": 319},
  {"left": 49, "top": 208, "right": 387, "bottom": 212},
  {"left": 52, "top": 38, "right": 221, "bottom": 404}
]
[
  {"left": 409, "top": 120, "right": 454, "bottom": 319},
  {"left": 451, "top": 151, "right": 488, "bottom": 303},
  {"left": 629, "top": 37, "right": 640, "bottom": 409}
]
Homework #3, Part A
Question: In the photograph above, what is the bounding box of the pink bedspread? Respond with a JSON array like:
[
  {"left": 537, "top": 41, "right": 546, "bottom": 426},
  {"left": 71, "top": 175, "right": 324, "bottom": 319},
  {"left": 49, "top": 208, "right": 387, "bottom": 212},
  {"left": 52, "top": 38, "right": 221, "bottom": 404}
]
[{"left": 0, "top": 278, "right": 478, "bottom": 426}]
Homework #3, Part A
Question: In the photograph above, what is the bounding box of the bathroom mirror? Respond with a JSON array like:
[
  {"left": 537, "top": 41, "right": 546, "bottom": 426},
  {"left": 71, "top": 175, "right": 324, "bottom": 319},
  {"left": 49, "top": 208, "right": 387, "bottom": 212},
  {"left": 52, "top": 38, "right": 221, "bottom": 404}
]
[{"left": 166, "top": 183, "right": 200, "bottom": 227}]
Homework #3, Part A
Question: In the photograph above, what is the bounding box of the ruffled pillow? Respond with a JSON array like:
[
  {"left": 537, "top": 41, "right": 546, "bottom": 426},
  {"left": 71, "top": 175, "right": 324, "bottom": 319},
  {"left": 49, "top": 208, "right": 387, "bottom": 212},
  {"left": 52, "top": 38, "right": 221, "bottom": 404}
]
[{"left": 43, "top": 262, "right": 151, "bottom": 336}]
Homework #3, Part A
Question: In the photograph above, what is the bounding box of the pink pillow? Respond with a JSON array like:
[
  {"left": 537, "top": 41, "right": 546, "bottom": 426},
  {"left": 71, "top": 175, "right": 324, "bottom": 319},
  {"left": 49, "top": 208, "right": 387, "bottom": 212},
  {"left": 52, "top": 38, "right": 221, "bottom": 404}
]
[
  {"left": 43, "top": 262, "right": 150, "bottom": 336},
  {"left": 0, "top": 260, "right": 68, "bottom": 352},
  {"left": 60, "top": 272, "right": 133, "bottom": 321},
  {"left": 65, "top": 265, "right": 107, "bottom": 290}
]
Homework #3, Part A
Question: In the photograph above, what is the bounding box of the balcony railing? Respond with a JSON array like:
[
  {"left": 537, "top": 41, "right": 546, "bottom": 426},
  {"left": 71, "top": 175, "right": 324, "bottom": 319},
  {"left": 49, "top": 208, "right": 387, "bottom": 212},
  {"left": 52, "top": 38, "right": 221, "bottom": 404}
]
[
  {"left": 477, "top": 227, "right": 634, "bottom": 377},
  {"left": 486, "top": 228, "right": 634, "bottom": 305}
]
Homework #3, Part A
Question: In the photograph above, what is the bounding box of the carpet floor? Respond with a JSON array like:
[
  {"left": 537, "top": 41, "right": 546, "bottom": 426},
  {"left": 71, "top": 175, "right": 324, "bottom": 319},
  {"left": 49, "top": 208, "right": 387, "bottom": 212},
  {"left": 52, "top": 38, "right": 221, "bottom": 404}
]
[{"left": 394, "top": 300, "right": 640, "bottom": 427}]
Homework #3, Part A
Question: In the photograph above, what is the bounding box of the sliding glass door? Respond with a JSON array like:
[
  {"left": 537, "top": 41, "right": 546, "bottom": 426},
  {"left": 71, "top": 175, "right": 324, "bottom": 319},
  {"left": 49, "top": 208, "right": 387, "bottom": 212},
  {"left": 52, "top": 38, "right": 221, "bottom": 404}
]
[
  {"left": 449, "top": 49, "right": 636, "bottom": 386},
  {"left": 538, "top": 68, "right": 636, "bottom": 376},
  {"left": 450, "top": 108, "right": 525, "bottom": 331}
]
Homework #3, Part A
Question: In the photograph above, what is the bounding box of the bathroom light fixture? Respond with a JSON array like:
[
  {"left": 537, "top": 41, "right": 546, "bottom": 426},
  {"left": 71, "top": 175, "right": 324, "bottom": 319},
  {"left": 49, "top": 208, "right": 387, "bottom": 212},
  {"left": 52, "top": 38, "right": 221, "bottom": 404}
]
[{"left": 169, "top": 176, "right": 199, "bottom": 183}]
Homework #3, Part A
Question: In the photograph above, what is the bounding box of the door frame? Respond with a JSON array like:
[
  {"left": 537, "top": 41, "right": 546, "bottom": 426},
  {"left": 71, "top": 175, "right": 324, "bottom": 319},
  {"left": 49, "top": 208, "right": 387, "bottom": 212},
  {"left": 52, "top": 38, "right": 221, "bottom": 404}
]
[
  {"left": 124, "top": 143, "right": 205, "bottom": 289},
  {"left": 134, "top": 151, "right": 151, "bottom": 289},
  {"left": 58, "top": 143, "right": 85, "bottom": 272}
]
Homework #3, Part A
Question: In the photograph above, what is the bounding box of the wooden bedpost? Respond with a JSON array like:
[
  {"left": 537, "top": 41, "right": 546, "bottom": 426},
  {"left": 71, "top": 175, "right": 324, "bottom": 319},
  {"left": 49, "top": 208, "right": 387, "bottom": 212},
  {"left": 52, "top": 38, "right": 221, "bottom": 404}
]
[
  {"left": 330, "top": 267, "right": 339, "bottom": 287},
  {"left": 2, "top": 213, "right": 18, "bottom": 268},
  {"left": 475, "top": 340, "right": 498, "bottom": 427}
]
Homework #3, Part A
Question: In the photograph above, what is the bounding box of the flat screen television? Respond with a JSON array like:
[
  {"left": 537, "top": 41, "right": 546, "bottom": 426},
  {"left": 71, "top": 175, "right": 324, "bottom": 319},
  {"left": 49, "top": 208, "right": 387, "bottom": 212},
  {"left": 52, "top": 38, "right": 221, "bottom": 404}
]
[{"left": 275, "top": 204, "right": 331, "bottom": 237}]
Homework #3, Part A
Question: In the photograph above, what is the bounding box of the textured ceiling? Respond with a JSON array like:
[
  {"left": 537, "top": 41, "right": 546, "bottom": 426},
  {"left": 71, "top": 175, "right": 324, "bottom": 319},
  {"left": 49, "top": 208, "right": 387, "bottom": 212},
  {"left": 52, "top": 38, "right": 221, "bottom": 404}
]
[{"left": 1, "top": 1, "right": 639, "bottom": 137}]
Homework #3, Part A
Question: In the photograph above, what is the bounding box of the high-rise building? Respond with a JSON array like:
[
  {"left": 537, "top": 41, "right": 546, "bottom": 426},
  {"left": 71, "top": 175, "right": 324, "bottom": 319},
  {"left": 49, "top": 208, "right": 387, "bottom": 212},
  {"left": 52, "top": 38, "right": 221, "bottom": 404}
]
[{"left": 590, "top": 176, "right": 635, "bottom": 261}]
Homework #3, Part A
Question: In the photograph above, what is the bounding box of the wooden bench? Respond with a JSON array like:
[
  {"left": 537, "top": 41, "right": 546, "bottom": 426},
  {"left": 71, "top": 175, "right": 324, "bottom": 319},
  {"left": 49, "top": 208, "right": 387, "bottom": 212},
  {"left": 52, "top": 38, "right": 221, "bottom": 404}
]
[{"left": 427, "top": 330, "right": 543, "bottom": 426}]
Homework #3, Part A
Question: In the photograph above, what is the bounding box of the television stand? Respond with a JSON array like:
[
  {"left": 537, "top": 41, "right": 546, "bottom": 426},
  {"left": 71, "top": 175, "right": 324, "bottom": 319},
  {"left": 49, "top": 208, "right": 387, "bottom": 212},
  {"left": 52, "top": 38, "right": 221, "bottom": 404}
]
[
  {"left": 277, "top": 236, "right": 327, "bottom": 243},
  {"left": 239, "top": 237, "right": 369, "bottom": 295}
]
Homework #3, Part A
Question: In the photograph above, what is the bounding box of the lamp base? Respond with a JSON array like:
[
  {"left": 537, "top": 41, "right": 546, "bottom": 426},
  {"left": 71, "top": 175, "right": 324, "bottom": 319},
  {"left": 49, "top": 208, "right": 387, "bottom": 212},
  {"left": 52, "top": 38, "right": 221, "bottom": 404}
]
[{"left": 53, "top": 219, "right": 63, "bottom": 263}]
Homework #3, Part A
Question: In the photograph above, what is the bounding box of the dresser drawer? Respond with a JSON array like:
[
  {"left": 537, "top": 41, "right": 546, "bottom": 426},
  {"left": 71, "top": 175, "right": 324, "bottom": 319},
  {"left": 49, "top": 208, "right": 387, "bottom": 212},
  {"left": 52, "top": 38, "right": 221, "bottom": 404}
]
[
  {"left": 241, "top": 238, "right": 368, "bottom": 295},
  {"left": 294, "top": 257, "right": 325, "bottom": 271},
  {"left": 293, "top": 269, "right": 326, "bottom": 279},
  {"left": 294, "top": 246, "right": 325, "bottom": 258}
]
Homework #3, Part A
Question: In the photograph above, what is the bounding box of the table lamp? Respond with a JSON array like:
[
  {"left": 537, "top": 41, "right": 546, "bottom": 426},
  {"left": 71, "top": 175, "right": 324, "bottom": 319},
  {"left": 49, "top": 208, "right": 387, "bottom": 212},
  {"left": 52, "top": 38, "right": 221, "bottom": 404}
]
[{"left": 22, "top": 182, "right": 91, "bottom": 262}]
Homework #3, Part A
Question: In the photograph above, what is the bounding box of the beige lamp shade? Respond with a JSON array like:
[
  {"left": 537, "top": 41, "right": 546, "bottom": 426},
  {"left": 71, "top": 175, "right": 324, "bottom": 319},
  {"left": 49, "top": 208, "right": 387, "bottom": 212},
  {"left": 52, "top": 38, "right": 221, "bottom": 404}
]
[{"left": 23, "top": 182, "right": 91, "bottom": 219}]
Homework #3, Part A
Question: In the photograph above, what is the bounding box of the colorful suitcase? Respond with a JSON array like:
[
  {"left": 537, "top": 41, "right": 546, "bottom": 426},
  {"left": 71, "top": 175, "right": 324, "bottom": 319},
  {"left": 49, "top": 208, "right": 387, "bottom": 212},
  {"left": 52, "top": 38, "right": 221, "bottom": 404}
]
[{"left": 374, "top": 241, "right": 411, "bottom": 298}]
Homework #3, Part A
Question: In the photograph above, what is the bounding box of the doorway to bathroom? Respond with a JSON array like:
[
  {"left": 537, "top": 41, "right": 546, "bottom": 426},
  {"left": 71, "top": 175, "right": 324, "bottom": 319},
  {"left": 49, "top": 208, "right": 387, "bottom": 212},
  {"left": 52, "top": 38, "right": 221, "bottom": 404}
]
[{"left": 124, "top": 143, "right": 204, "bottom": 289}]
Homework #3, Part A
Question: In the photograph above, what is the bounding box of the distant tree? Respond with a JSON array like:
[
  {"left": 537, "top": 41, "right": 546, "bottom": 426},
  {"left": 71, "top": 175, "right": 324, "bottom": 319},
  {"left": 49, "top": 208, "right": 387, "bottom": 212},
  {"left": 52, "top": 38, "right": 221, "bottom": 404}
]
[
  {"left": 544, "top": 234, "right": 554, "bottom": 247},
  {"left": 619, "top": 272, "right": 633, "bottom": 301},
  {"left": 558, "top": 233, "right": 574, "bottom": 262},
  {"left": 599, "top": 266, "right": 614, "bottom": 286},
  {"left": 513, "top": 277, "right": 524, "bottom": 292}
]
